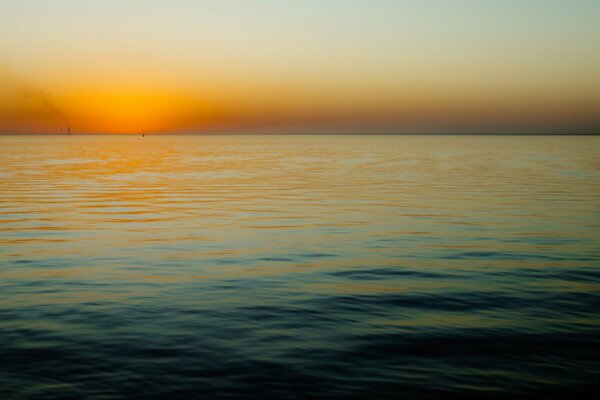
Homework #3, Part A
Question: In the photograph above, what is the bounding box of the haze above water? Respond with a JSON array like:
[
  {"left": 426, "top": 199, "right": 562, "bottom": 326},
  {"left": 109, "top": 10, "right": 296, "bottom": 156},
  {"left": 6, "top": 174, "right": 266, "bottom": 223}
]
[{"left": 1, "top": 135, "right": 599, "bottom": 399}]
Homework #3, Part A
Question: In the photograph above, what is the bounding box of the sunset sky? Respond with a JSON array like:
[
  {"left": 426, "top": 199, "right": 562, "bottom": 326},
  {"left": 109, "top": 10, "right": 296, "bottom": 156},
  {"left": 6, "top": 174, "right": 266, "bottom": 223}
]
[{"left": 1, "top": 0, "right": 599, "bottom": 134}]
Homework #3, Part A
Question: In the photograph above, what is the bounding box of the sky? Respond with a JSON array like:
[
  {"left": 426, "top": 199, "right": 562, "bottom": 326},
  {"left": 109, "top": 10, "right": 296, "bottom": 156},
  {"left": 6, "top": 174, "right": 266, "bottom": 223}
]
[{"left": 0, "top": 0, "right": 599, "bottom": 134}]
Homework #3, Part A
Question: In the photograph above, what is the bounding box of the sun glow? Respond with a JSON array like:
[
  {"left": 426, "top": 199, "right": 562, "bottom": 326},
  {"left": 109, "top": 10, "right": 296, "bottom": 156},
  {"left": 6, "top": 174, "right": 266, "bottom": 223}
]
[{"left": 61, "top": 89, "right": 195, "bottom": 134}]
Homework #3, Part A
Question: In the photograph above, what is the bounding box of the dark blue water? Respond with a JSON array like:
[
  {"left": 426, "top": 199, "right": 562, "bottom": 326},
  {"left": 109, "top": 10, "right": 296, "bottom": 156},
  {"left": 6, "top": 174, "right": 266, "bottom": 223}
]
[{"left": 1, "top": 135, "right": 599, "bottom": 399}]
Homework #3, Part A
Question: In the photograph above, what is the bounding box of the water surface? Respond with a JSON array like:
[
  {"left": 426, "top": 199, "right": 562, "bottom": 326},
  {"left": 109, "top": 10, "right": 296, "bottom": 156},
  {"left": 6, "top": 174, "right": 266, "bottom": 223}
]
[{"left": 1, "top": 135, "right": 599, "bottom": 399}]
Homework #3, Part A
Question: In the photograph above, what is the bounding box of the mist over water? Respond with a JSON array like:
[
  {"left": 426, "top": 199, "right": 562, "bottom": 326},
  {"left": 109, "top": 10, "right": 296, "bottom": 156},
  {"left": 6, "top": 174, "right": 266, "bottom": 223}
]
[{"left": 1, "top": 135, "right": 599, "bottom": 399}]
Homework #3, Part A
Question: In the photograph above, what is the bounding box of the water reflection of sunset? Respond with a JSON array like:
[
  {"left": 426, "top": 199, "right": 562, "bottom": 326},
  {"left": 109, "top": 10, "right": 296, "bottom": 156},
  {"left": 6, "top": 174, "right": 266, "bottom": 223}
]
[{"left": 2, "top": 134, "right": 600, "bottom": 398}]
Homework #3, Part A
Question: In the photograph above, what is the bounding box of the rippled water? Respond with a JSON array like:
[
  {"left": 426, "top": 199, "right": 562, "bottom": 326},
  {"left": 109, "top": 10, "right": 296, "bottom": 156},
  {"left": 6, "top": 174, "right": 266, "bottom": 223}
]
[{"left": 1, "top": 135, "right": 599, "bottom": 399}]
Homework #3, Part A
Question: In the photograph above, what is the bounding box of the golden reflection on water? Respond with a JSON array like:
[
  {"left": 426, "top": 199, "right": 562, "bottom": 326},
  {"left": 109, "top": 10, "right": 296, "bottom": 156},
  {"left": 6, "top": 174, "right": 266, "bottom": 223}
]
[
  {"left": 1, "top": 135, "right": 600, "bottom": 288},
  {"left": 0, "top": 135, "right": 599, "bottom": 287},
  {"left": 1, "top": 135, "right": 600, "bottom": 398}
]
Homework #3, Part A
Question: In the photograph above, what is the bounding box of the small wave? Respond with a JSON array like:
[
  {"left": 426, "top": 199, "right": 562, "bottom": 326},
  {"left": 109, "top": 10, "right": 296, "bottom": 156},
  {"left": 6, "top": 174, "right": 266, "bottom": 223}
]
[
  {"left": 443, "top": 251, "right": 593, "bottom": 261},
  {"left": 328, "top": 268, "right": 450, "bottom": 280}
]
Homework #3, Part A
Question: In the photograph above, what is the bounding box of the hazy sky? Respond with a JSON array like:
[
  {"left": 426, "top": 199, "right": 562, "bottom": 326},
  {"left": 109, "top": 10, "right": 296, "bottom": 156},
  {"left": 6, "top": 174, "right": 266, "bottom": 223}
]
[{"left": 1, "top": 0, "right": 599, "bottom": 133}]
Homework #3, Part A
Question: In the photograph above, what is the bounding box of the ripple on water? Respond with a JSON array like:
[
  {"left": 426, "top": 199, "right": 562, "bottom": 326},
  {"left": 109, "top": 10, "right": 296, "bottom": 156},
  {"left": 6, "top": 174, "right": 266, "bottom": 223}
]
[{"left": 1, "top": 135, "right": 600, "bottom": 399}]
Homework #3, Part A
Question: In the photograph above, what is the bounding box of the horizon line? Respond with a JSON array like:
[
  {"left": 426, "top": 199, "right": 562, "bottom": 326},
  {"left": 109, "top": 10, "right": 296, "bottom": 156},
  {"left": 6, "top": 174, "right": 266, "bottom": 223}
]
[{"left": 1, "top": 132, "right": 599, "bottom": 136}]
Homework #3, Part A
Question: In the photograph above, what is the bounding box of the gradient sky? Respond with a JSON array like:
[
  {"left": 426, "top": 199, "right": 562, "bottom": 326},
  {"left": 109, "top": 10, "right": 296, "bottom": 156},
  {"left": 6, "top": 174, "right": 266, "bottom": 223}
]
[{"left": 1, "top": 0, "right": 599, "bottom": 134}]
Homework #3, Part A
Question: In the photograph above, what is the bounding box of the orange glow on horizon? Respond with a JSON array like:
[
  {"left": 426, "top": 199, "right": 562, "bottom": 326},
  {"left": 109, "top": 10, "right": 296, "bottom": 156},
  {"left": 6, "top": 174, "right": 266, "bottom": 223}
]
[
  {"left": 60, "top": 89, "right": 195, "bottom": 134},
  {"left": 1, "top": 76, "right": 599, "bottom": 134}
]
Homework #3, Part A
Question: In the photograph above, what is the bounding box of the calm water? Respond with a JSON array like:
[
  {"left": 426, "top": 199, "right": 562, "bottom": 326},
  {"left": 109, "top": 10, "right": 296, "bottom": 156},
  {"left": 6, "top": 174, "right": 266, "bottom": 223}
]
[{"left": 1, "top": 135, "right": 599, "bottom": 399}]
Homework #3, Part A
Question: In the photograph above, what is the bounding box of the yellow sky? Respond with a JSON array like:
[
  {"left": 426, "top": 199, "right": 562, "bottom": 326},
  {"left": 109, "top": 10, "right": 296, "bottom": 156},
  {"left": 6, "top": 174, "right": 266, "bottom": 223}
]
[{"left": 1, "top": 1, "right": 599, "bottom": 134}]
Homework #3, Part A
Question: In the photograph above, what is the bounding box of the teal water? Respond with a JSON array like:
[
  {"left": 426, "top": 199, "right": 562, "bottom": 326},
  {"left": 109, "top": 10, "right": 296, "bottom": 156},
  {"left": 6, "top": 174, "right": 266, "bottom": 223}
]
[{"left": 1, "top": 135, "right": 599, "bottom": 399}]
